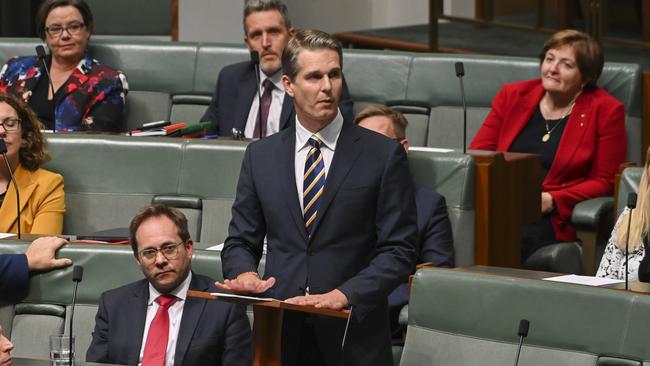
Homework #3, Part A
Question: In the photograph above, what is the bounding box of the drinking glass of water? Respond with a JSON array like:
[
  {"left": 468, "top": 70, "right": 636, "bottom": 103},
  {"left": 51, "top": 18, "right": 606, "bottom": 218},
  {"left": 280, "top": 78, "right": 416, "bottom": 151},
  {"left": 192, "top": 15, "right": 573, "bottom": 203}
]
[{"left": 50, "top": 335, "right": 74, "bottom": 366}]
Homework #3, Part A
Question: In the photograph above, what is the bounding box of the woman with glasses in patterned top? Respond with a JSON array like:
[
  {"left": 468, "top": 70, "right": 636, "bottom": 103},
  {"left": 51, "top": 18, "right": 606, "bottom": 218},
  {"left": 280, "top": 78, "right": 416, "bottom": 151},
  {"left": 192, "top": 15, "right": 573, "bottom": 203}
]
[
  {"left": 0, "top": 93, "right": 64, "bottom": 234},
  {"left": 0, "top": 0, "right": 128, "bottom": 132}
]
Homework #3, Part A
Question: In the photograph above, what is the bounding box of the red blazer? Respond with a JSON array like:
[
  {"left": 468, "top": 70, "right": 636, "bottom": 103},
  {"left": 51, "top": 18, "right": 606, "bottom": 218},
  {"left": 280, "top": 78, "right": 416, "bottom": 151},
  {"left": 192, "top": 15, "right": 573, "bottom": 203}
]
[{"left": 470, "top": 79, "right": 626, "bottom": 241}]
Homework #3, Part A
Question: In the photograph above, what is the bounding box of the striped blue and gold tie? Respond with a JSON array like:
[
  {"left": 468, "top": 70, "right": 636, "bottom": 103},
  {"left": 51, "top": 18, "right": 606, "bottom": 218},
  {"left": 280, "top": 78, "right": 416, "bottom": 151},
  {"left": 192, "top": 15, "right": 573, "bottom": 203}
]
[{"left": 303, "top": 135, "right": 325, "bottom": 237}]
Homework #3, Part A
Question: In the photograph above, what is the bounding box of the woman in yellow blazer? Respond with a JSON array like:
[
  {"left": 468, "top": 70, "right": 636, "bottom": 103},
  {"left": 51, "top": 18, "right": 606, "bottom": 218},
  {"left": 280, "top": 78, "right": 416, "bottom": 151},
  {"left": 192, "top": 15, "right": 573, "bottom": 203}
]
[{"left": 0, "top": 93, "right": 64, "bottom": 235}]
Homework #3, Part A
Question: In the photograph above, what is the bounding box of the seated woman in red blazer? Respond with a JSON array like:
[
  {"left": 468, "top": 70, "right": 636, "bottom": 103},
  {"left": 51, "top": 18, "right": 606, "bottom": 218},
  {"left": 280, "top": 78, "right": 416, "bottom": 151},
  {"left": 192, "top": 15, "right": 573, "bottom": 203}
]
[{"left": 470, "top": 29, "right": 627, "bottom": 260}]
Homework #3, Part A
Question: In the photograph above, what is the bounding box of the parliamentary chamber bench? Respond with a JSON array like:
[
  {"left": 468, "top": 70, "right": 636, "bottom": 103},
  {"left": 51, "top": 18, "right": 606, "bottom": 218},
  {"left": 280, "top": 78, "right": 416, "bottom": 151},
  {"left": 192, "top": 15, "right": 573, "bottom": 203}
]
[
  {"left": 400, "top": 267, "right": 650, "bottom": 366},
  {"left": 0, "top": 135, "right": 475, "bottom": 364},
  {"left": 0, "top": 37, "right": 643, "bottom": 365},
  {"left": 0, "top": 37, "right": 642, "bottom": 272}
]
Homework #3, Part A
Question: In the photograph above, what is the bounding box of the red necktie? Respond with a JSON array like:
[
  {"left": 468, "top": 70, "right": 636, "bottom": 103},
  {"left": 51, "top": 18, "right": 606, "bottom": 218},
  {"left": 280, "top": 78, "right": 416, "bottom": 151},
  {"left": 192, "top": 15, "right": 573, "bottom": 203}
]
[
  {"left": 141, "top": 294, "right": 178, "bottom": 366},
  {"left": 253, "top": 79, "right": 274, "bottom": 138}
]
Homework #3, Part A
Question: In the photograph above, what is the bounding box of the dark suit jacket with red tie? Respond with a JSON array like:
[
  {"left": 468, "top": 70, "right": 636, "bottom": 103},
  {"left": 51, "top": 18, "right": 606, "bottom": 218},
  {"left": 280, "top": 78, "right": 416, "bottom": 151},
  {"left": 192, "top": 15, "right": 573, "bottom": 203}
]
[
  {"left": 85, "top": 273, "right": 252, "bottom": 366},
  {"left": 201, "top": 61, "right": 354, "bottom": 136},
  {"left": 222, "top": 120, "right": 419, "bottom": 366},
  {"left": 470, "top": 79, "right": 627, "bottom": 241}
]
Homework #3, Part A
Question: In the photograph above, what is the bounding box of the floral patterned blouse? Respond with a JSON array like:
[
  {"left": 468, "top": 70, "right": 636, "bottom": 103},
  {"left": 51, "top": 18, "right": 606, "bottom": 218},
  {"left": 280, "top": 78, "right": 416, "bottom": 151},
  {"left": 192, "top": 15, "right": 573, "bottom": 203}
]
[{"left": 596, "top": 207, "right": 645, "bottom": 281}]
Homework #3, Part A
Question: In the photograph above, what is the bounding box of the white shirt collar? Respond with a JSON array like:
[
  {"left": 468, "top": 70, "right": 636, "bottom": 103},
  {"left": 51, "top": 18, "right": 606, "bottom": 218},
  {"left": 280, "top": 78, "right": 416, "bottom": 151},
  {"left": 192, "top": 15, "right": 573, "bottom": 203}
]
[
  {"left": 260, "top": 69, "right": 284, "bottom": 92},
  {"left": 295, "top": 109, "right": 343, "bottom": 153},
  {"left": 147, "top": 271, "right": 192, "bottom": 305}
]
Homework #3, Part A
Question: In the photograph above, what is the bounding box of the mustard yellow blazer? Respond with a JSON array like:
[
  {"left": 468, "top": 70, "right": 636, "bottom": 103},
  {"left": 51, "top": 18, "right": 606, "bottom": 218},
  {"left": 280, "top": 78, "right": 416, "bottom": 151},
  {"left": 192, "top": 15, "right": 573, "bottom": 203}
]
[{"left": 0, "top": 164, "right": 65, "bottom": 235}]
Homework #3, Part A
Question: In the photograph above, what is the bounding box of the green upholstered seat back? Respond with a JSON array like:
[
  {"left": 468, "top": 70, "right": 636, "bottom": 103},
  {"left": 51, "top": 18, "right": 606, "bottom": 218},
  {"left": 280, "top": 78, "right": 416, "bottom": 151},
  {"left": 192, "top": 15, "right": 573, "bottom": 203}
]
[
  {"left": 85, "top": 0, "right": 171, "bottom": 36},
  {"left": 402, "top": 268, "right": 650, "bottom": 365},
  {"left": 43, "top": 135, "right": 248, "bottom": 246},
  {"left": 617, "top": 167, "right": 643, "bottom": 215},
  {"left": 408, "top": 149, "right": 475, "bottom": 266}
]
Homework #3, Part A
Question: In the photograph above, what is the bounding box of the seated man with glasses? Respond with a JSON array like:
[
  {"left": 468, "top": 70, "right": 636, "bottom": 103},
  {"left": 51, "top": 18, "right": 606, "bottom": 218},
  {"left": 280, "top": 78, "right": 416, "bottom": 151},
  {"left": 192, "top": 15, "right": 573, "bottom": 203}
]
[
  {"left": 86, "top": 205, "right": 252, "bottom": 366},
  {"left": 0, "top": 0, "right": 128, "bottom": 132}
]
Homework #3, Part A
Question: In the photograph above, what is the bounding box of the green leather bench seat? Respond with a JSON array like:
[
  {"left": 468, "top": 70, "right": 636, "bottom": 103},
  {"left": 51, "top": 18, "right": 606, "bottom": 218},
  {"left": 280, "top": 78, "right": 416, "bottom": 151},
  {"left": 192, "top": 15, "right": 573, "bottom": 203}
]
[
  {"left": 0, "top": 38, "right": 641, "bottom": 162},
  {"left": 43, "top": 135, "right": 246, "bottom": 247},
  {"left": 41, "top": 134, "right": 476, "bottom": 265},
  {"left": 401, "top": 268, "right": 650, "bottom": 365},
  {"left": 618, "top": 167, "right": 643, "bottom": 215},
  {"left": 0, "top": 241, "right": 223, "bottom": 360},
  {"left": 409, "top": 148, "right": 475, "bottom": 266}
]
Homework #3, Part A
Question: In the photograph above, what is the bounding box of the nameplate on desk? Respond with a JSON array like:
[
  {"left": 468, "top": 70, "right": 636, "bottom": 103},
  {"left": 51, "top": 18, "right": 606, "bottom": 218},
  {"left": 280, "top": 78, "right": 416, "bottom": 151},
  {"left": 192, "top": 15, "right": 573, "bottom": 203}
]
[{"left": 0, "top": 233, "right": 17, "bottom": 239}]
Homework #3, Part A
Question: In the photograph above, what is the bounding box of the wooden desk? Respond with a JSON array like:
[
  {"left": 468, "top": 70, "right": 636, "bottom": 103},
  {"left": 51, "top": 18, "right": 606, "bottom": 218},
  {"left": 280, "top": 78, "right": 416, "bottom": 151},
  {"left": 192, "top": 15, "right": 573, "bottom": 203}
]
[
  {"left": 470, "top": 151, "right": 542, "bottom": 268},
  {"left": 188, "top": 290, "right": 349, "bottom": 366}
]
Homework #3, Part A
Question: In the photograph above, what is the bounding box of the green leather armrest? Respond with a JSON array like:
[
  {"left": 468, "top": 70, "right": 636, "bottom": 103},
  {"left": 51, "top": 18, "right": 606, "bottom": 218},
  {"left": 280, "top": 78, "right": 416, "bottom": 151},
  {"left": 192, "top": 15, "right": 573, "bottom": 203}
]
[
  {"left": 571, "top": 197, "right": 614, "bottom": 229},
  {"left": 398, "top": 305, "right": 409, "bottom": 327}
]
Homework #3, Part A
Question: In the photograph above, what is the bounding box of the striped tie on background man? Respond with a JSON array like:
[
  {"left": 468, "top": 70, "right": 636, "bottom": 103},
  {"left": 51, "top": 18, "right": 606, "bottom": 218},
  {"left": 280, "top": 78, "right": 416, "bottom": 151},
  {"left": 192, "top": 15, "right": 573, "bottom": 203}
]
[{"left": 303, "top": 135, "right": 326, "bottom": 237}]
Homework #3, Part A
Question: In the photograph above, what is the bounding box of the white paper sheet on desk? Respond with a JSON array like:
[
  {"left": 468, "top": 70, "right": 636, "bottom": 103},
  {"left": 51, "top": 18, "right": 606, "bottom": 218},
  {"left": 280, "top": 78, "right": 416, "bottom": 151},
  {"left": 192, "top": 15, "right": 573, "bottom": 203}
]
[
  {"left": 0, "top": 233, "right": 16, "bottom": 239},
  {"left": 210, "top": 292, "right": 280, "bottom": 302},
  {"left": 205, "top": 243, "right": 267, "bottom": 253},
  {"left": 543, "top": 274, "right": 624, "bottom": 286}
]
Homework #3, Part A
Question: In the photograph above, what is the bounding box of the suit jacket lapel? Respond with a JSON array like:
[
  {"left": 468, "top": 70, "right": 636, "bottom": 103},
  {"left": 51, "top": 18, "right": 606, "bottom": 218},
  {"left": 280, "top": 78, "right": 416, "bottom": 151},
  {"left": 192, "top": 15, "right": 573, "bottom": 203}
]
[
  {"left": 279, "top": 94, "right": 294, "bottom": 130},
  {"left": 127, "top": 280, "right": 149, "bottom": 365},
  {"left": 498, "top": 84, "right": 545, "bottom": 151},
  {"left": 545, "top": 91, "right": 593, "bottom": 183},
  {"left": 234, "top": 65, "right": 259, "bottom": 133},
  {"left": 277, "top": 128, "right": 309, "bottom": 242},
  {"left": 0, "top": 165, "right": 37, "bottom": 231},
  {"left": 308, "top": 122, "right": 362, "bottom": 240},
  {"left": 174, "top": 273, "right": 208, "bottom": 366}
]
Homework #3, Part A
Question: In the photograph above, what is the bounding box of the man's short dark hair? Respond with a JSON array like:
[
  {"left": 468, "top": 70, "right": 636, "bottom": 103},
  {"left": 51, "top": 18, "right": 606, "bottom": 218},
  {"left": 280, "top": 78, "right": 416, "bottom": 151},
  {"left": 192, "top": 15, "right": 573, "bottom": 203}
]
[
  {"left": 129, "top": 205, "right": 191, "bottom": 256},
  {"left": 243, "top": 0, "right": 291, "bottom": 34},
  {"left": 354, "top": 105, "right": 409, "bottom": 139},
  {"left": 282, "top": 29, "right": 342, "bottom": 81}
]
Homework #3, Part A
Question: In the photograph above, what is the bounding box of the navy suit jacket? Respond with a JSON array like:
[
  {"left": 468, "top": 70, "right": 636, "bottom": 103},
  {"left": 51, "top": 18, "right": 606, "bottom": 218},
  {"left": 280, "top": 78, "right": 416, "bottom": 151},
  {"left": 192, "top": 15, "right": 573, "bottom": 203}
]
[
  {"left": 0, "top": 254, "right": 29, "bottom": 292},
  {"left": 222, "top": 121, "right": 418, "bottom": 366},
  {"left": 201, "top": 61, "right": 354, "bottom": 136},
  {"left": 86, "top": 273, "right": 252, "bottom": 366},
  {"left": 388, "top": 186, "right": 454, "bottom": 308}
]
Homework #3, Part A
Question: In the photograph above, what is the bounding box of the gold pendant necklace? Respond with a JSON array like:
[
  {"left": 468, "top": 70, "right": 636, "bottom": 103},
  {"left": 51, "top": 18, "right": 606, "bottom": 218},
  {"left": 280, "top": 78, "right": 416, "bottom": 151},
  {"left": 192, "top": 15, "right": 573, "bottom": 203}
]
[{"left": 541, "top": 93, "right": 580, "bottom": 143}]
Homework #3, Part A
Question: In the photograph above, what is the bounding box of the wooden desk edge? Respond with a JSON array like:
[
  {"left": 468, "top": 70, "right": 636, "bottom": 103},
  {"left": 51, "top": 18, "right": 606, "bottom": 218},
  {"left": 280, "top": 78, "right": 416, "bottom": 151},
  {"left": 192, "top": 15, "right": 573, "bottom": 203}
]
[{"left": 188, "top": 290, "right": 350, "bottom": 319}]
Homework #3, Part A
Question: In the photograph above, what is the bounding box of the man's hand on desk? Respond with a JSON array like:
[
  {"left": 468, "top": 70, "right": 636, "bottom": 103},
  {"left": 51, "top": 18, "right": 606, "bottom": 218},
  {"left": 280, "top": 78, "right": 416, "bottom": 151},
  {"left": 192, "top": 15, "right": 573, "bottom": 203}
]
[
  {"left": 285, "top": 289, "right": 349, "bottom": 310},
  {"left": 215, "top": 272, "right": 276, "bottom": 294}
]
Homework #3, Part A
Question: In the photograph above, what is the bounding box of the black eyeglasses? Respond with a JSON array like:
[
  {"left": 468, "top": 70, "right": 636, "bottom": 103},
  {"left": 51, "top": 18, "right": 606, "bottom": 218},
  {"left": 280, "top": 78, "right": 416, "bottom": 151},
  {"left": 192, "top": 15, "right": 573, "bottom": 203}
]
[
  {"left": 138, "top": 242, "right": 185, "bottom": 262},
  {"left": 44, "top": 22, "right": 85, "bottom": 37},
  {"left": 0, "top": 118, "right": 21, "bottom": 132}
]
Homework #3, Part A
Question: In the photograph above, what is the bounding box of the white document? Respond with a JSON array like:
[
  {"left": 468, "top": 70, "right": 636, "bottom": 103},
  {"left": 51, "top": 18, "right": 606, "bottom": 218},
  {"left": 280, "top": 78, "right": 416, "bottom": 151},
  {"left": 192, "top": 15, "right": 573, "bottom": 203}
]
[
  {"left": 205, "top": 243, "right": 224, "bottom": 251},
  {"left": 409, "top": 146, "right": 454, "bottom": 153},
  {"left": 209, "top": 292, "right": 280, "bottom": 302},
  {"left": 0, "top": 233, "right": 17, "bottom": 239},
  {"left": 543, "top": 274, "right": 624, "bottom": 286}
]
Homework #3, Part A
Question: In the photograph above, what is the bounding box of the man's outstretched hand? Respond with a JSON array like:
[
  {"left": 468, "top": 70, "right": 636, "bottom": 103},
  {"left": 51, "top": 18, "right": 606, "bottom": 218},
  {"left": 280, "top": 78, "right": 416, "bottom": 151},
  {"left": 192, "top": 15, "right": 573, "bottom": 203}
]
[{"left": 215, "top": 272, "right": 276, "bottom": 294}]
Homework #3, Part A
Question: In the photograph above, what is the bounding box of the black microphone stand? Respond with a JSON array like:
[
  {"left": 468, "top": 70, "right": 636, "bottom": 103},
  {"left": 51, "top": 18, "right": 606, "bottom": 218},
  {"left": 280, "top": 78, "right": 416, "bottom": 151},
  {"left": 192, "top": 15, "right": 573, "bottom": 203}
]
[
  {"left": 625, "top": 193, "right": 637, "bottom": 290},
  {"left": 0, "top": 140, "right": 20, "bottom": 239},
  {"left": 514, "top": 319, "right": 530, "bottom": 366},
  {"left": 454, "top": 62, "right": 467, "bottom": 154},
  {"left": 36, "top": 46, "right": 56, "bottom": 133},
  {"left": 69, "top": 265, "right": 83, "bottom": 366},
  {"left": 250, "top": 51, "right": 264, "bottom": 139}
]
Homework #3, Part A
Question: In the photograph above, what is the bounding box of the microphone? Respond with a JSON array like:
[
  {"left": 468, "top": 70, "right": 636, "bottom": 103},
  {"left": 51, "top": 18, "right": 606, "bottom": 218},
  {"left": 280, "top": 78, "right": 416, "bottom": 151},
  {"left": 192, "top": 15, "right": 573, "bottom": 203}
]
[
  {"left": 513, "top": 319, "right": 530, "bottom": 366},
  {"left": 35, "top": 46, "right": 57, "bottom": 133},
  {"left": 625, "top": 193, "right": 637, "bottom": 290},
  {"left": 0, "top": 139, "right": 21, "bottom": 239},
  {"left": 250, "top": 51, "right": 264, "bottom": 139},
  {"left": 69, "top": 265, "right": 83, "bottom": 366},
  {"left": 341, "top": 292, "right": 359, "bottom": 352},
  {"left": 454, "top": 62, "right": 468, "bottom": 154}
]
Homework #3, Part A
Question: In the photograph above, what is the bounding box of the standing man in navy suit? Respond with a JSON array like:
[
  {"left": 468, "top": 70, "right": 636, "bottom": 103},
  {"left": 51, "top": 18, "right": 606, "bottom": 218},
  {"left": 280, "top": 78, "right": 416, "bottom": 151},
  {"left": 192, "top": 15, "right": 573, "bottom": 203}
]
[
  {"left": 86, "top": 205, "right": 251, "bottom": 366},
  {"left": 354, "top": 105, "right": 454, "bottom": 339},
  {"left": 218, "top": 30, "right": 418, "bottom": 366},
  {"left": 201, "top": 0, "right": 353, "bottom": 137}
]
